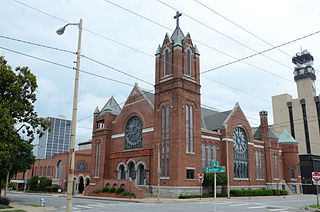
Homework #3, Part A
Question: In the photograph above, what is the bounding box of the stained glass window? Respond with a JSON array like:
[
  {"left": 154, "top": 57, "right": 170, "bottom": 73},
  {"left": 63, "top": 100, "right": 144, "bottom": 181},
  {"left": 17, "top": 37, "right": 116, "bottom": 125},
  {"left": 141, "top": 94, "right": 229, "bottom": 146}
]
[
  {"left": 233, "top": 127, "right": 248, "bottom": 179},
  {"left": 125, "top": 116, "right": 142, "bottom": 150}
]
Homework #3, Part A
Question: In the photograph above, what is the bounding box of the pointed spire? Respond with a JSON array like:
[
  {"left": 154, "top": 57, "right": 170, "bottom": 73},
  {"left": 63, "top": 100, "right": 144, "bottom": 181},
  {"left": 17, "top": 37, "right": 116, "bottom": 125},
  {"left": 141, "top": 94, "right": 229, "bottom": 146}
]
[
  {"left": 173, "top": 37, "right": 182, "bottom": 47},
  {"left": 194, "top": 45, "right": 200, "bottom": 55},
  {"left": 93, "top": 106, "right": 100, "bottom": 115},
  {"left": 155, "top": 45, "right": 161, "bottom": 56}
]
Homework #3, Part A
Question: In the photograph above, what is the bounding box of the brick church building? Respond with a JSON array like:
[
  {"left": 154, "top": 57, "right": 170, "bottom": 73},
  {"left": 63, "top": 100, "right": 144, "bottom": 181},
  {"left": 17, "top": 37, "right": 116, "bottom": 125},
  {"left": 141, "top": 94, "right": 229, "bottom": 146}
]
[{"left": 14, "top": 13, "right": 301, "bottom": 198}]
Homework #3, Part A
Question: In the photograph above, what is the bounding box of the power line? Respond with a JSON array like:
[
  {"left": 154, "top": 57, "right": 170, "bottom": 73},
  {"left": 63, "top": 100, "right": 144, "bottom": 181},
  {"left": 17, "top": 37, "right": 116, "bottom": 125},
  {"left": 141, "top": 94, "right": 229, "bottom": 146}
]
[
  {"left": 200, "top": 29, "right": 320, "bottom": 75},
  {"left": 11, "top": 0, "right": 294, "bottom": 84},
  {"left": 155, "top": 0, "right": 293, "bottom": 71}
]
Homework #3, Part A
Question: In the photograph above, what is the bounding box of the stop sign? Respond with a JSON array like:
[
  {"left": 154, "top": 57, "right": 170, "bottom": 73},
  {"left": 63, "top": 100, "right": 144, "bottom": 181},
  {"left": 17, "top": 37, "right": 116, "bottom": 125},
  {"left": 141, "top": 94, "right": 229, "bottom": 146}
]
[{"left": 312, "top": 172, "right": 320, "bottom": 181}]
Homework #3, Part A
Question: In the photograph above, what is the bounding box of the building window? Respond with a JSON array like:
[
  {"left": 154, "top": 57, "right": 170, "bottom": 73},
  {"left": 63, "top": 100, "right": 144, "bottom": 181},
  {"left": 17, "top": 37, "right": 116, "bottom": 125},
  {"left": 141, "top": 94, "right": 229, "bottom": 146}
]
[
  {"left": 255, "top": 152, "right": 263, "bottom": 179},
  {"left": 96, "top": 120, "right": 104, "bottom": 129},
  {"left": 212, "top": 145, "right": 217, "bottom": 161},
  {"left": 202, "top": 144, "right": 206, "bottom": 172},
  {"left": 57, "top": 161, "right": 63, "bottom": 179},
  {"left": 290, "top": 167, "right": 296, "bottom": 179},
  {"left": 273, "top": 155, "right": 279, "bottom": 179},
  {"left": 124, "top": 116, "right": 143, "bottom": 150},
  {"left": 301, "top": 101, "right": 311, "bottom": 154},
  {"left": 186, "top": 105, "right": 194, "bottom": 153},
  {"left": 40, "top": 167, "right": 43, "bottom": 176},
  {"left": 233, "top": 127, "right": 248, "bottom": 179},
  {"left": 164, "top": 49, "right": 169, "bottom": 76},
  {"left": 207, "top": 145, "right": 211, "bottom": 167},
  {"left": 315, "top": 97, "right": 320, "bottom": 136},
  {"left": 186, "top": 169, "right": 195, "bottom": 179},
  {"left": 287, "top": 102, "right": 295, "bottom": 139},
  {"left": 161, "top": 106, "right": 170, "bottom": 177},
  {"left": 187, "top": 49, "right": 192, "bottom": 76},
  {"left": 94, "top": 143, "right": 100, "bottom": 177},
  {"left": 76, "top": 161, "right": 88, "bottom": 171},
  {"left": 119, "top": 164, "right": 126, "bottom": 179}
]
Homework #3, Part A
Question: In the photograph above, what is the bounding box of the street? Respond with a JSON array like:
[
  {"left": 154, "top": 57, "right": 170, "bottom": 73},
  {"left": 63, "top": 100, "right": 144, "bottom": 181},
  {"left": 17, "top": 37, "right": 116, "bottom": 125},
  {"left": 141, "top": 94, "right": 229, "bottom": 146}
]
[{"left": 7, "top": 193, "right": 317, "bottom": 212}]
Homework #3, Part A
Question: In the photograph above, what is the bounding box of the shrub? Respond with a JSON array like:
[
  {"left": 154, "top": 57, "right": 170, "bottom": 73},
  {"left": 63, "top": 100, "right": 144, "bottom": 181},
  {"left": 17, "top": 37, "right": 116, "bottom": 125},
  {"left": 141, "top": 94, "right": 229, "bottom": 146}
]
[
  {"left": 102, "top": 187, "right": 110, "bottom": 193},
  {"left": 92, "top": 189, "right": 102, "bottom": 194},
  {"left": 45, "top": 186, "right": 59, "bottom": 192},
  {"left": 0, "top": 197, "right": 10, "bottom": 205},
  {"left": 178, "top": 193, "right": 227, "bottom": 199},
  {"left": 121, "top": 191, "right": 135, "bottom": 197},
  {"left": 109, "top": 187, "right": 116, "bottom": 193},
  {"left": 116, "top": 187, "right": 124, "bottom": 194},
  {"left": 27, "top": 176, "right": 52, "bottom": 191},
  {"left": 229, "top": 189, "right": 287, "bottom": 197}
]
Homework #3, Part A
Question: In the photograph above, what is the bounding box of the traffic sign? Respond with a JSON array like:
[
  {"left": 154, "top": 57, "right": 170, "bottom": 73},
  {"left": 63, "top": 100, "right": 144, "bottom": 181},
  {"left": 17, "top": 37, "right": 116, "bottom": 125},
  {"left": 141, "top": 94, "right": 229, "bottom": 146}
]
[
  {"left": 211, "top": 160, "right": 219, "bottom": 167},
  {"left": 198, "top": 173, "right": 204, "bottom": 181},
  {"left": 312, "top": 172, "right": 320, "bottom": 182},
  {"left": 206, "top": 166, "right": 226, "bottom": 173}
]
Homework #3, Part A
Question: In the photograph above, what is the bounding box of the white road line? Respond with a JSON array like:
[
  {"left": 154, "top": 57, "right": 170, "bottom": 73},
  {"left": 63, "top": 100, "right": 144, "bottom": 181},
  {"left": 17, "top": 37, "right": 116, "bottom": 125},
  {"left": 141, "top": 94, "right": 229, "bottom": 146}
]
[
  {"left": 76, "top": 205, "right": 93, "bottom": 208},
  {"left": 268, "top": 209, "right": 289, "bottom": 211},
  {"left": 229, "top": 204, "right": 249, "bottom": 206},
  {"left": 248, "top": 205, "right": 267, "bottom": 209},
  {"left": 86, "top": 203, "right": 119, "bottom": 207}
]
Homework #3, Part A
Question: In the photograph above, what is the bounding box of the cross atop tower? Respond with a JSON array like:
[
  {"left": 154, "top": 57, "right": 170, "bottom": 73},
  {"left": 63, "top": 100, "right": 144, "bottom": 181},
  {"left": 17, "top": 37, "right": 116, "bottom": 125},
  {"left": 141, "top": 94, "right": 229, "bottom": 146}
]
[{"left": 174, "top": 11, "right": 182, "bottom": 28}]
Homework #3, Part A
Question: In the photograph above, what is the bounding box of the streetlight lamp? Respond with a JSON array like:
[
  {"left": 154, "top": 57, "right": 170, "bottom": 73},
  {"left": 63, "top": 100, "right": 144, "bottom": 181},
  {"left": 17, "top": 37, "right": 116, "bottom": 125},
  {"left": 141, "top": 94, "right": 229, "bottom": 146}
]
[{"left": 56, "top": 18, "right": 83, "bottom": 212}]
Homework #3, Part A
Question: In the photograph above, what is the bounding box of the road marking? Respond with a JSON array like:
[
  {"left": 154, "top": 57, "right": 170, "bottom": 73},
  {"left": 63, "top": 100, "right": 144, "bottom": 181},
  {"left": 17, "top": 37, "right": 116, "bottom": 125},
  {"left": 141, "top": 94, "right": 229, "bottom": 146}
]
[
  {"left": 229, "top": 203, "right": 248, "bottom": 206},
  {"left": 248, "top": 205, "right": 267, "bottom": 209},
  {"left": 76, "top": 205, "right": 93, "bottom": 208},
  {"left": 268, "top": 209, "right": 289, "bottom": 211}
]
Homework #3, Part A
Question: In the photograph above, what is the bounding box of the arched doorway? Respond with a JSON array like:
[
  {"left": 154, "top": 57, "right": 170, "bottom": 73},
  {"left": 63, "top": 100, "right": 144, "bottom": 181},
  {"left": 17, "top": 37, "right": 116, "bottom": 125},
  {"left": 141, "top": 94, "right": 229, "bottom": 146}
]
[
  {"left": 119, "top": 164, "right": 126, "bottom": 179},
  {"left": 128, "top": 161, "right": 136, "bottom": 181},
  {"left": 85, "top": 178, "right": 90, "bottom": 187},
  {"left": 137, "top": 164, "right": 146, "bottom": 185},
  {"left": 78, "top": 176, "right": 84, "bottom": 194}
]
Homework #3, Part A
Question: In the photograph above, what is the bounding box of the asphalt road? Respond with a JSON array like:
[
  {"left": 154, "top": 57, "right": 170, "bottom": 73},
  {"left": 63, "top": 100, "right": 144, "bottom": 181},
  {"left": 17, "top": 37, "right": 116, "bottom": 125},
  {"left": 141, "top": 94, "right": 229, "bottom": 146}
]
[{"left": 7, "top": 193, "right": 317, "bottom": 212}]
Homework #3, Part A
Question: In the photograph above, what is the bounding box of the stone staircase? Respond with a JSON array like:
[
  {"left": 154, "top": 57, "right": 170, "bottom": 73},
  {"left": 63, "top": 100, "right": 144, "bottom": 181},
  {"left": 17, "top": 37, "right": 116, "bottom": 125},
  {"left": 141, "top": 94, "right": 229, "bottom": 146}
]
[{"left": 138, "top": 185, "right": 154, "bottom": 198}]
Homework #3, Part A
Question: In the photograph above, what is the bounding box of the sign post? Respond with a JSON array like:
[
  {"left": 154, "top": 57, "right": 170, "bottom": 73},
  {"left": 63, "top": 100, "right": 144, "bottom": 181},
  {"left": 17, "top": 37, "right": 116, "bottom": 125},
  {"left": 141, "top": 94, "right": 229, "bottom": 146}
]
[
  {"left": 198, "top": 173, "right": 204, "bottom": 199},
  {"left": 312, "top": 172, "right": 320, "bottom": 207},
  {"left": 205, "top": 160, "right": 226, "bottom": 212}
]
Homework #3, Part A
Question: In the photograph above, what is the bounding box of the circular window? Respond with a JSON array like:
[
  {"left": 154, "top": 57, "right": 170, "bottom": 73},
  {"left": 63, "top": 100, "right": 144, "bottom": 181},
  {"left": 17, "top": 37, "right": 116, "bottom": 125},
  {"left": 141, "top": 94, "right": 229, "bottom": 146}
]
[
  {"left": 76, "top": 161, "right": 88, "bottom": 171},
  {"left": 125, "top": 116, "right": 142, "bottom": 150},
  {"left": 233, "top": 127, "right": 248, "bottom": 154}
]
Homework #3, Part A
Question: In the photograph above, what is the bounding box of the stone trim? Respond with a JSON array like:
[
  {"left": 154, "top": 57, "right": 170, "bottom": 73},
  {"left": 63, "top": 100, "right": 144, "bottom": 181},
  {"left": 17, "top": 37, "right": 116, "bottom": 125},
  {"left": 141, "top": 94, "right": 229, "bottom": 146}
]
[{"left": 201, "top": 135, "right": 220, "bottom": 141}]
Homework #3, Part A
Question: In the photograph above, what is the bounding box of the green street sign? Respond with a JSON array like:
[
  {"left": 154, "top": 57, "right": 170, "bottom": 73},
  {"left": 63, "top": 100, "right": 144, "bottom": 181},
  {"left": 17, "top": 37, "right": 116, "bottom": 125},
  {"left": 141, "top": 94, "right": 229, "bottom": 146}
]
[
  {"left": 211, "top": 160, "right": 219, "bottom": 167},
  {"left": 206, "top": 166, "right": 226, "bottom": 173}
]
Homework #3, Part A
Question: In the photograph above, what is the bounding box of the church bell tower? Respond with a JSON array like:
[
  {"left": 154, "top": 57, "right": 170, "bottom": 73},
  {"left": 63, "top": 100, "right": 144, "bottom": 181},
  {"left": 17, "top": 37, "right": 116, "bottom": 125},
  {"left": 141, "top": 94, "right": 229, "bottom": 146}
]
[
  {"left": 293, "top": 50, "right": 316, "bottom": 98},
  {"left": 153, "top": 12, "right": 202, "bottom": 187}
]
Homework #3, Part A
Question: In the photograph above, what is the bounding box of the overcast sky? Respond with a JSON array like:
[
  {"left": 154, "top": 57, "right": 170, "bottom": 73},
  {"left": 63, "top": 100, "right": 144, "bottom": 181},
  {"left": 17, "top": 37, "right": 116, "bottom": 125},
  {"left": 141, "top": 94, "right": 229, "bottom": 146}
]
[{"left": 2, "top": 0, "right": 320, "bottom": 145}]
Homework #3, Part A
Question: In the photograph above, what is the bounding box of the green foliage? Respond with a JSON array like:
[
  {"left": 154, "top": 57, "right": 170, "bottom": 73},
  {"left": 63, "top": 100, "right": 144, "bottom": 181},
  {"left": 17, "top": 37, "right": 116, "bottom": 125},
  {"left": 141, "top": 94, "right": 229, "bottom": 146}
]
[
  {"left": 309, "top": 204, "right": 320, "bottom": 209},
  {"left": 0, "top": 205, "right": 12, "bottom": 209},
  {"left": 121, "top": 191, "right": 135, "bottom": 197},
  {"left": 109, "top": 187, "right": 116, "bottom": 193},
  {"left": 27, "top": 176, "right": 51, "bottom": 191},
  {"left": 230, "top": 189, "right": 287, "bottom": 196},
  {"left": 203, "top": 173, "right": 227, "bottom": 186},
  {"left": 92, "top": 189, "right": 102, "bottom": 194},
  {"left": 0, "top": 197, "right": 10, "bottom": 205},
  {"left": 102, "top": 187, "right": 110, "bottom": 193},
  {"left": 45, "top": 186, "right": 59, "bottom": 192},
  {"left": 0, "top": 56, "right": 50, "bottom": 181},
  {"left": 116, "top": 187, "right": 124, "bottom": 194}
]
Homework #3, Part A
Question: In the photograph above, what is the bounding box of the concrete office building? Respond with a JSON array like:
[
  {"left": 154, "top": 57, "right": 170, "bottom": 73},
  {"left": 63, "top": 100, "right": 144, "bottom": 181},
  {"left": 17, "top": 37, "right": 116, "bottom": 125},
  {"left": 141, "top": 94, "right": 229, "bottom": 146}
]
[
  {"left": 37, "top": 117, "right": 71, "bottom": 159},
  {"left": 272, "top": 50, "right": 320, "bottom": 193}
]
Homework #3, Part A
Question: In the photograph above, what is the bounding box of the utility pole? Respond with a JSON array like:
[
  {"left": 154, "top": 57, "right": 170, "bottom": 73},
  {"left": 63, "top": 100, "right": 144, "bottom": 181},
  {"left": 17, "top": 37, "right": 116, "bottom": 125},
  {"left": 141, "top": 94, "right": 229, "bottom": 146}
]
[
  {"left": 226, "top": 139, "right": 230, "bottom": 198},
  {"left": 56, "top": 18, "right": 83, "bottom": 212}
]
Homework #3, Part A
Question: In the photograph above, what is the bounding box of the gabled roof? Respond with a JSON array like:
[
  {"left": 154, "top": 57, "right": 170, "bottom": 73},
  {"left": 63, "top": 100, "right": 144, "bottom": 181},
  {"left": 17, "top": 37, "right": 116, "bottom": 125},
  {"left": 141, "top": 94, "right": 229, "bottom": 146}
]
[
  {"left": 278, "top": 128, "right": 296, "bottom": 144},
  {"left": 141, "top": 90, "right": 154, "bottom": 106},
  {"left": 253, "top": 126, "right": 278, "bottom": 141},
  {"left": 95, "top": 96, "right": 121, "bottom": 116},
  {"left": 201, "top": 109, "right": 232, "bottom": 131}
]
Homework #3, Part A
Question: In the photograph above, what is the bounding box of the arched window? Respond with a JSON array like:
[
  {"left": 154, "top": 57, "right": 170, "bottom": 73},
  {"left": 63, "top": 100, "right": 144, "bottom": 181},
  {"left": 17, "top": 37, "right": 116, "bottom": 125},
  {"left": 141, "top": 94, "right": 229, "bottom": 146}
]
[
  {"left": 94, "top": 143, "right": 101, "bottom": 177},
  {"left": 119, "top": 164, "right": 126, "bottom": 179},
  {"left": 124, "top": 116, "right": 142, "bottom": 150},
  {"left": 164, "top": 49, "right": 169, "bottom": 76},
  {"left": 212, "top": 145, "right": 217, "bottom": 161},
  {"left": 201, "top": 144, "right": 206, "bottom": 172},
  {"left": 233, "top": 127, "right": 248, "bottom": 179},
  {"left": 161, "top": 106, "right": 170, "bottom": 177},
  {"left": 128, "top": 161, "right": 136, "bottom": 180},
  {"left": 207, "top": 145, "right": 211, "bottom": 167},
  {"left": 186, "top": 105, "right": 194, "bottom": 153},
  {"left": 57, "top": 160, "right": 63, "bottom": 179},
  {"left": 187, "top": 49, "right": 192, "bottom": 75}
]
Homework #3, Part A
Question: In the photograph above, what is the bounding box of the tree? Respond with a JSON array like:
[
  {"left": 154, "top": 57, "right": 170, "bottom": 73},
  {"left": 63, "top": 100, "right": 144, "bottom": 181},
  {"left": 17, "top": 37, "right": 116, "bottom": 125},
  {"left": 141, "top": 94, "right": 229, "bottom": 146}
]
[
  {"left": 0, "top": 56, "right": 50, "bottom": 195},
  {"left": 203, "top": 173, "right": 228, "bottom": 194}
]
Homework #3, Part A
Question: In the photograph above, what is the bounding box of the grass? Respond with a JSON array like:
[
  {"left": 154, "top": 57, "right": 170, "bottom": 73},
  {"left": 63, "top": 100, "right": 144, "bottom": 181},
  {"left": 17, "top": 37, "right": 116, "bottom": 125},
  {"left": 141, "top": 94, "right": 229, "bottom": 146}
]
[
  {"left": 0, "top": 205, "right": 13, "bottom": 209},
  {"left": 22, "top": 204, "right": 42, "bottom": 207},
  {"left": 309, "top": 204, "right": 320, "bottom": 208},
  {"left": 0, "top": 210, "right": 26, "bottom": 212}
]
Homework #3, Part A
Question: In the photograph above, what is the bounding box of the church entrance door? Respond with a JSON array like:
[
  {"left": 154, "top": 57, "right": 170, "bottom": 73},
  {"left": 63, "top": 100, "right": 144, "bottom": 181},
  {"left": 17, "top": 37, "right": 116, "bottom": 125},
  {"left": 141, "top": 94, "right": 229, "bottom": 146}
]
[
  {"left": 137, "top": 164, "right": 146, "bottom": 185},
  {"left": 78, "top": 176, "right": 84, "bottom": 194}
]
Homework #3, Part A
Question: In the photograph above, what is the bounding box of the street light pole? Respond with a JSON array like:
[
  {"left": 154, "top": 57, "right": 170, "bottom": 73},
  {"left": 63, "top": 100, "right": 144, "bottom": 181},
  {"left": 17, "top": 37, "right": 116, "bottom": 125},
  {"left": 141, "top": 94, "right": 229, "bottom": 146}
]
[{"left": 56, "top": 18, "right": 83, "bottom": 212}]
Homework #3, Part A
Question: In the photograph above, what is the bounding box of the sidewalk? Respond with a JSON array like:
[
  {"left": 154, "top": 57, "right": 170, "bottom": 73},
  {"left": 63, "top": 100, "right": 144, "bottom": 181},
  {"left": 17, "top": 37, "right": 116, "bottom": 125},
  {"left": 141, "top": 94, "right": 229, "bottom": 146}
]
[{"left": 3, "top": 203, "right": 55, "bottom": 212}]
